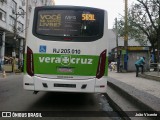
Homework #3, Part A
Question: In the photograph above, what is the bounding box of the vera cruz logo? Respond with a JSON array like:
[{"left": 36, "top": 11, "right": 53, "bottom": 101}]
[
  {"left": 38, "top": 55, "right": 93, "bottom": 66},
  {"left": 61, "top": 55, "right": 71, "bottom": 66}
]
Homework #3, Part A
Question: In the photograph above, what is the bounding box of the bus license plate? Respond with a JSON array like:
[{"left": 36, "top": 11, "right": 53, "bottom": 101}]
[{"left": 57, "top": 67, "right": 73, "bottom": 73}]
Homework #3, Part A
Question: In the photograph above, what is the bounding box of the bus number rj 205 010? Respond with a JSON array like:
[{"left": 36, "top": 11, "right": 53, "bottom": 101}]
[{"left": 53, "top": 48, "right": 81, "bottom": 54}]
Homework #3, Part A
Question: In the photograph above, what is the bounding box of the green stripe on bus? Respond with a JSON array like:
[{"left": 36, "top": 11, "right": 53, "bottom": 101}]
[
  {"left": 24, "top": 54, "right": 108, "bottom": 76},
  {"left": 24, "top": 54, "right": 26, "bottom": 73},
  {"left": 104, "top": 57, "right": 108, "bottom": 76}
]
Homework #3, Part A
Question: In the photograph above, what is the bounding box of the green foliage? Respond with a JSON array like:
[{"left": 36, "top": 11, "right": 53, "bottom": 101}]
[{"left": 114, "top": 0, "right": 160, "bottom": 48}]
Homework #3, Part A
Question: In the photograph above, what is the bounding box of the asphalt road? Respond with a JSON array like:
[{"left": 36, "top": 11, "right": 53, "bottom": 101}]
[{"left": 0, "top": 74, "right": 121, "bottom": 120}]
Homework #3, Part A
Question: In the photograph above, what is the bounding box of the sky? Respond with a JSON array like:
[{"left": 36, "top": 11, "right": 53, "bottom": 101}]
[{"left": 54, "top": 0, "right": 134, "bottom": 29}]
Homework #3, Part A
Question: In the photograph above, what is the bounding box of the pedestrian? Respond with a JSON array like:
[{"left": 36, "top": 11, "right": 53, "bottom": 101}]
[
  {"left": 109, "top": 62, "right": 116, "bottom": 71},
  {"left": 0, "top": 57, "right": 1, "bottom": 71},
  {"left": 135, "top": 57, "right": 145, "bottom": 77},
  {"left": 109, "top": 63, "right": 112, "bottom": 71},
  {"left": 117, "top": 55, "right": 120, "bottom": 72},
  {"left": 111, "top": 63, "right": 116, "bottom": 71}
]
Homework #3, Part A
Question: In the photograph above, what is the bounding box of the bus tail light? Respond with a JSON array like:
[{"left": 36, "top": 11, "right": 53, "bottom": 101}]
[
  {"left": 27, "top": 47, "right": 34, "bottom": 76},
  {"left": 96, "top": 50, "right": 107, "bottom": 79},
  {"left": 64, "top": 38, "right": 73, "bottom": 41}
]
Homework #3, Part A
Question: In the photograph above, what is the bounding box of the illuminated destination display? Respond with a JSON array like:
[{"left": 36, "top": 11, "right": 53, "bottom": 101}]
[
  {"left": 36, "top": 10, "right": 100, "bottom": 37},
  {"left": 39, "top": 14, "right": 61, "bottom": 27},
  {"left": 82, "top": 14, "right": 96, "bottom": 21}
]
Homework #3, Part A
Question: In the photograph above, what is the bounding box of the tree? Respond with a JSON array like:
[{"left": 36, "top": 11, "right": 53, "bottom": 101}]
[{"left": 115, "top": 0, "right": 160, "bottom": 62}]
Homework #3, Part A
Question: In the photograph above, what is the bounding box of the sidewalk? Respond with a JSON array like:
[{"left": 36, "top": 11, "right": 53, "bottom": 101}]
[
  {"left": 145, "top": 71, "right": 160, "bottom": 77},
  {"left": 107, "top": 71, "right": 160, "bottom": 115},
  {"left": 108, "top": 71, "right": 160, "bottom": 99},
  {"left": 0, "top": 72, "right": 22, "bottom": 79},
  {"left": 140, "top": 71, "right": 160, "bottom": 81}
]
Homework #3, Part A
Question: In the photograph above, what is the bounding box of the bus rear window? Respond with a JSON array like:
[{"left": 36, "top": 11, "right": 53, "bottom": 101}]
[{"left": 36, "top": 9, "right": 103, "bottom": 37}]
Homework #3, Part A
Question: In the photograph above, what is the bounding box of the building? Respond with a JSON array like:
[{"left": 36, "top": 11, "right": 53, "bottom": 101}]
[
  {"left": 25, "top": 0, "right": 55, "bottom": 35},
  {"left": 0, "top": 0, "right": 54, "bottom": 71},
  {"left": 0, "top": 0, "right": 26, "bottom": 71},
  {"left": 108, "top": 29, "right": 151, "bottom": 72}
]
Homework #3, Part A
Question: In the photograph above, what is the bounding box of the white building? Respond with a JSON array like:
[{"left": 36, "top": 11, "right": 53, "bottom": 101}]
[
  {"left": 0, "top": 0, "right": 54, "bottom": 71},
  {"left": 25, "top": 0, "right": 55, "bottom": 39},
  {"left": 0, "top": 0, "right": 26, "bottom": 68},
  {"left": 107, "top": 29, "right": 151, "bottom": 71}
]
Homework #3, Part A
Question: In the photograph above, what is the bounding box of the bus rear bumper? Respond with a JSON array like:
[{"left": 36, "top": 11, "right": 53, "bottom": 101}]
[
  {"left": 23, "top": 75, "right": 107, "bottom": 93},
  {"left": 23, "top": 74, "right": 35, "bottom": 90}
]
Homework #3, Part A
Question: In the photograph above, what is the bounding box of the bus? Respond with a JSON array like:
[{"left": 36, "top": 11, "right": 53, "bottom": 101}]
[{"left": 23, "top": 5, "right": 108, "bottom": 93}]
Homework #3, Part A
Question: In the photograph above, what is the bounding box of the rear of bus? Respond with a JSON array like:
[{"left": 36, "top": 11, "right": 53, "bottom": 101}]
[{"left": 23, "top": 6, "right": 108, "bottom": 93}]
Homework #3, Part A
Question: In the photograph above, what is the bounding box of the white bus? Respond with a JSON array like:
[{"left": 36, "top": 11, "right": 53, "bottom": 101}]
[{"left": 23, "top": 6, "right": 108, "bottom": 93}]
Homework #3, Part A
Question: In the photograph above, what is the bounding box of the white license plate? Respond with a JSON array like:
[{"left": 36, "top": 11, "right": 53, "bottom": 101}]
[{"left": 57, "top": 67, "right": 74, "bottom": 73}]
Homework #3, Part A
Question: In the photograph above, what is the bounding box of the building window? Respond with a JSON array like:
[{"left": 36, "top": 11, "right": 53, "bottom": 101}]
[
  {"left": 17, "top": 22, "right": 24, "bottom": 32},
  {"left": 21, "top": 0, "right": 25, "bottom": 6},
  {"left": 0, "top": 0, "right": 7, "bottom": 4},
  {"left": 11, "top": 0, "right": 17, "bottom": 13},
  {"left": 19, "top": 8, "right": 24, "bottom": 18},
  {"left": 32, "top": 0, "right": 37, "bottom": 4},
  {"left": 10, "top": 16, "right": 15, "bottom": 26},
  {"left": 0, "top": 9, "right": 6, "bottom": 22},
  {"left": 40, "top": 0, "right": 45, "bottom": 5}
]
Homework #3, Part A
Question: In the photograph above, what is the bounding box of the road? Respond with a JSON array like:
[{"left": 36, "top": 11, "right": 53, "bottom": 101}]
[{"left": 0, "top": 74, "right": 121, "bottom": 120}]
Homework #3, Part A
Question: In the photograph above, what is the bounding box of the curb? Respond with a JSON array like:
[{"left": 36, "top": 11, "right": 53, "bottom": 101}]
[
  {"left": 107, "top": 78, "right": 160, "bottom": 115},
  {"left": 104, "top": 93, "right": 130, "bottom": 120},
  {"left": 139, "top": 73, "right": 160, "bottom": 82},
  {"left": 107, "top": 81, "right": 152, "bottom": 111}
]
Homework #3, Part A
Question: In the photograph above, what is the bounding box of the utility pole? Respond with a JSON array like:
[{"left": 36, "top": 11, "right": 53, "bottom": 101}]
[
  {"left": 45, "top": 0, "right": 47, "bottom": 5},
  {"left": 124, "top": 0, "right": 128, "bottom": 50},
  {"left": 13, "top": 6, "right": 25, "bottom": 72},
  {"left": 158, "top": 5, "right": 160, "bottom": 63},
  {"left": 115, "top": 18, "right": 119, "bottom": 72},
  {"left": 12, "top": 6, "right": 18, "bottom": 72},
  {"left": 25, "top": 0, "right": 28, "bottom": 46},
  {"left": 124, "top": 0, "right": 128, "bottom": 71}
]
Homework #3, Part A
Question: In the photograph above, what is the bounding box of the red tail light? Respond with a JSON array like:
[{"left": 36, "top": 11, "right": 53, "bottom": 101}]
[
  {"left": 96, "top": 50, "right": 107, "bottom": 79},
  {"left": 27, "top": 47, "right": 34, "bottom": 76},
  {"left": 64, "top": 38, "right": 73, "bottom": 41}
]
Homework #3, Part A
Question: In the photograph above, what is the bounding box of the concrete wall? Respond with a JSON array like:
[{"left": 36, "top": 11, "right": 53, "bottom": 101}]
[{"left": 127, "top": 51, "right": 149, "bottom": 72}]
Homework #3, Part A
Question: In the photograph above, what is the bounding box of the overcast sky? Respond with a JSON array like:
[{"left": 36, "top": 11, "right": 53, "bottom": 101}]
[{"left": 54, "top": 0, "right": 134, "bottom": 29}]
